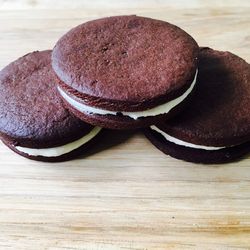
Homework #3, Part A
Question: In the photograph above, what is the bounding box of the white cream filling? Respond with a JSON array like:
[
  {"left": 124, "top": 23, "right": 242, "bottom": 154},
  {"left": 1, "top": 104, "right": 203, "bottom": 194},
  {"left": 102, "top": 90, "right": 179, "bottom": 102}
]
[
  {"left": 58, "top": 70, "right": 198, "bottom": 120},
  {"left": 15, "top": 126, "right": 101, "bottom": 157},
  {"left": 150, "top": 125, "right": 226, "bottom": 151}
]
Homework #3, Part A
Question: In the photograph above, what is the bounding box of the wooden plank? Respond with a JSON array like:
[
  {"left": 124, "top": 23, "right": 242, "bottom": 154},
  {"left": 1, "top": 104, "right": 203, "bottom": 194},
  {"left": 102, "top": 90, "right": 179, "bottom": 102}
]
[{"left": 1, "top": 0, "right": 250, "bottom": 9}]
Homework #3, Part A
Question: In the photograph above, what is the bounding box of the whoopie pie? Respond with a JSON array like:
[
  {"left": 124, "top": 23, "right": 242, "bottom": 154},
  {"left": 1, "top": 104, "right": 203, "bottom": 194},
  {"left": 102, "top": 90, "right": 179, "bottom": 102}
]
[
  {"left": 144, "top": 47, "right": 250, "bottom": 164},
  {"left": 52, "top": 15, "right": 199, "bottom": 129},
  {"left": 0, "top": 50, "right": 101, "bottom": 162}
]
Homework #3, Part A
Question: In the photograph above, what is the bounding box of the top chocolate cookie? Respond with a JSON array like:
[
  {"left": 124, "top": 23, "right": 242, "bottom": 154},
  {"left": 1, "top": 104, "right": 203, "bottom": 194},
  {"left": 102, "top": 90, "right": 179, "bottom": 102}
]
[
  {"left": 52, "top": 15, "right": 199, "bottom": 112},
  {"left": 0, "top": 50, "right": 93, "bottom": 149},
  {"left": 157, "top": 47, "right": 250, "bottom": 147}
]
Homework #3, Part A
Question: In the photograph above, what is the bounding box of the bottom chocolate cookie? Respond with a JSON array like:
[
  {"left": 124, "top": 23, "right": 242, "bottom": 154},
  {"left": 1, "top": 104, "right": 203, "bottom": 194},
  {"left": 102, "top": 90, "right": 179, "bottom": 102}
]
[
  {"left": 2, "top": 127, "right": 102, "bottom": 162},
  {"left": 60, "top": 89, "right": 194, "bottom": 130},
  {"left": 144, "top": 129, "right": 250, "bottom": 164}
]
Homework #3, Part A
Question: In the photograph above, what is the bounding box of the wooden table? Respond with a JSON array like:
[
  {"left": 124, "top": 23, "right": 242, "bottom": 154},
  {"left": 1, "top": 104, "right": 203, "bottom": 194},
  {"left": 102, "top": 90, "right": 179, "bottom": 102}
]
[{"left": 0, "top": 1, "right": 250, "bottom": 249}]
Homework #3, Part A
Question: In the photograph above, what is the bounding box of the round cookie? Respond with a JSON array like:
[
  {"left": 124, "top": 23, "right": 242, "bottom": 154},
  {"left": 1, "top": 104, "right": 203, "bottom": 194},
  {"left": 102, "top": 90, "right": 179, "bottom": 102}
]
[
  {"left": 0, "top": 50, "right": 101, "bottom": 162},
  {"left": 52, "top": 15, "right": 199, "bottom": 129},
  {"left": 144, "top": 47, "right": 250, "bottom": 164}
]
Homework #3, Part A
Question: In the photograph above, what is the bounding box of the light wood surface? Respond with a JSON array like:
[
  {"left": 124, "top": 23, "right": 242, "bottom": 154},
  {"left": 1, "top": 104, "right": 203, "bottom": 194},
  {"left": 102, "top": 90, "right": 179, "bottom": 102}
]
[{"left": 0, "top": 1, "right": 250, "bottom": 249}]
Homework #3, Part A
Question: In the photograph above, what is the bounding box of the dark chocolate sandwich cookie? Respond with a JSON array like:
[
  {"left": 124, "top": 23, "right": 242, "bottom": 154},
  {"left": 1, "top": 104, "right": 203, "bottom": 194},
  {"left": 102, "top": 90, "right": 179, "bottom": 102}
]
[
  {"left": 145, "top": 47, "right": 250, "bottom": 164},
  {"left": 52, "top": 15, "right": 199, "bottom": 129},
  {"left": 0, "top": 50, "right": 101, "bottom": 162}
]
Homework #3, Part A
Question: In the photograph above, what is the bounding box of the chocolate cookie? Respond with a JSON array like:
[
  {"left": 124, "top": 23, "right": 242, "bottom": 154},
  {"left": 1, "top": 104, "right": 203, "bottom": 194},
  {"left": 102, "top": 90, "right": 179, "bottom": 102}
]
[
  {"left": 144, "top": 47, "right": 250, "bottom": 164},
  {"left": 52, "top": 15, "right": 199, "bottom": 129},
  {"left": 0, "top": 50, "right": 101, "bottom": 162}
]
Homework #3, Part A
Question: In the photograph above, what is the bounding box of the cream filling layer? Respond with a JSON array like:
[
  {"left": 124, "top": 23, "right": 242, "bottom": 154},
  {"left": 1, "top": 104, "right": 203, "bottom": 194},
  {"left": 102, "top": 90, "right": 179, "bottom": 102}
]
[
  {"left": 58, "top": 70, "right": 198, "bottom": 120},
  {"left": 15, "top": 126, "right": 101, "bottom": 157},
  {"left": 150, "top": 126, "right": 226, "bottom": 151}
]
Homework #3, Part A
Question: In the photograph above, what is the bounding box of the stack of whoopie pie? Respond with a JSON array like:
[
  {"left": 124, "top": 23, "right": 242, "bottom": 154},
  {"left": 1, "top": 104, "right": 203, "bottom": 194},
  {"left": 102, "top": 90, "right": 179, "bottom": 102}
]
[{"left": 0, "top": 15, "right": 249, "bottom": 163}]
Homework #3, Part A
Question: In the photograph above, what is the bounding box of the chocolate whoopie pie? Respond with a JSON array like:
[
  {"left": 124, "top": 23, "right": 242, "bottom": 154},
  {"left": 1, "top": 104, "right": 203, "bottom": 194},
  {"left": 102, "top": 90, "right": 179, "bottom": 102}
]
[
  {"left": 52, "top": 15, "right": 199, "bottom": 129},
  {"left": 145, "top": 47, "right": 250, "bottom": 164},
  {"left": 0, "top": 50, "right": 101, "bottom": 162}
]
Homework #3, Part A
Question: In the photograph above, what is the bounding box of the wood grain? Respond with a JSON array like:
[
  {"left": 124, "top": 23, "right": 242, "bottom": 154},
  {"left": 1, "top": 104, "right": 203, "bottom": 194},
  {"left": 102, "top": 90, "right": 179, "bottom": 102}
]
[{"left": 0, "top": 1, "right": 250, "bottom": 249}]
